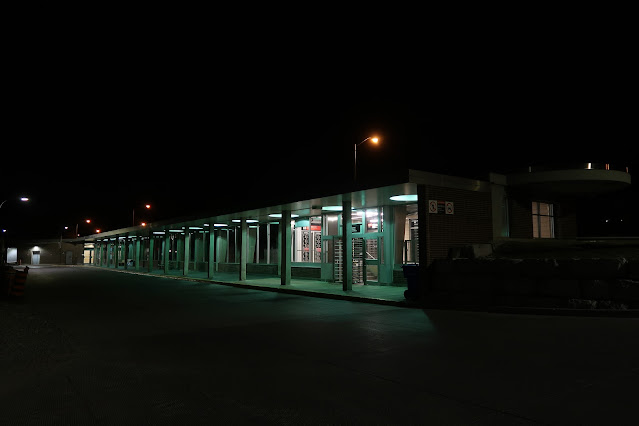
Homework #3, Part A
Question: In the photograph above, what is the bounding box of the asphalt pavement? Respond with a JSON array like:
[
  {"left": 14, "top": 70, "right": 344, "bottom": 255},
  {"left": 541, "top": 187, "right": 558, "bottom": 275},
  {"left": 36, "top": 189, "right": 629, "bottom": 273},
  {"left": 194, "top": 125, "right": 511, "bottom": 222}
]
[{"left": 1, "top": 266, "right": 638, "bottom": 425}]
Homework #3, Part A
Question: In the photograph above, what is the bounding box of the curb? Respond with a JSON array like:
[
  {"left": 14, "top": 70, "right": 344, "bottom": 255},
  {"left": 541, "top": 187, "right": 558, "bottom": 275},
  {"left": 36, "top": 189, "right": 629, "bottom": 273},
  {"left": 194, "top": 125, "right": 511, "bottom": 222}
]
[
  {"left": 69, "top": 266, "right": 639, "bottom": 316},
  {"left": 84, "top": 266, "right": 411, "bottom": 308}
]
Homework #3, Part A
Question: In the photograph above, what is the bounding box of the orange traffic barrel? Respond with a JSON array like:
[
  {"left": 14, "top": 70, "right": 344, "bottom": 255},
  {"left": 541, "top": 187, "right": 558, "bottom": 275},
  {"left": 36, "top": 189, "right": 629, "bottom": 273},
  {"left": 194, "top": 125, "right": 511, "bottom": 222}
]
[{"left": 10, "top": 269, "right": 28, "bottom": 297}]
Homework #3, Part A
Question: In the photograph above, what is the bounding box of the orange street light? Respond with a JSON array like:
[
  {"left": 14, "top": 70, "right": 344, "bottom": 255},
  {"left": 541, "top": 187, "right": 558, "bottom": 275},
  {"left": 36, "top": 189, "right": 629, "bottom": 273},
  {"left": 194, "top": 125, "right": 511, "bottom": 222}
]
[
  {"left": 354, "top": 136, "right": 381, "bottom": 181},
  {"left": 133, "top": 203, "right": 152, "bottom": 226}
]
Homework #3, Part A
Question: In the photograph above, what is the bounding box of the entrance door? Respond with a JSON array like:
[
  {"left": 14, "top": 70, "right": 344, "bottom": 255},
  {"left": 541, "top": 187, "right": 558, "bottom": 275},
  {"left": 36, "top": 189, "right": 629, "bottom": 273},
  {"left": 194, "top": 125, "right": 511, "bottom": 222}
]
[
  {"left": 364, "top": 237, "right": 379, "bottom": 284},
  {"left": 65, "top": 251, "right": 73, "bottom": 265},
  {"left": 32, "top": 251, "right": 40, "bottom": 265}
]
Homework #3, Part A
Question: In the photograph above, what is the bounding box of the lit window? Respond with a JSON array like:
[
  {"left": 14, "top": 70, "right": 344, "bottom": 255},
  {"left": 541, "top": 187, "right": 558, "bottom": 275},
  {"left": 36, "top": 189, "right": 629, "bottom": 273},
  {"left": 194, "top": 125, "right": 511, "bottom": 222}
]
[{"left": 532, "top": 202, "right": 555, "bottom": 238}]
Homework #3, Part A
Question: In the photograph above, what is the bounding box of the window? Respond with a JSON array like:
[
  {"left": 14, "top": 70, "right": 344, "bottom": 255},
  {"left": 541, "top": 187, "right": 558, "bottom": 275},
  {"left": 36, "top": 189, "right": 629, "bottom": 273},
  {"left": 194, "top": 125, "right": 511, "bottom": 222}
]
[
  {"left": 532, "top": 202, "right": 554, "bottom": 238},
  {"left": 292, "top": 217, "right": 322, "bottom": 263}
]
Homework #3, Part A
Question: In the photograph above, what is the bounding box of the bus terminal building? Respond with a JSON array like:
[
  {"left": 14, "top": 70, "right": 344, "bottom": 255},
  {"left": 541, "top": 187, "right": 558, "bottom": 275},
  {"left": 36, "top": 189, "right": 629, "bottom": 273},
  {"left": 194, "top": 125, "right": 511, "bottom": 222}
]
[{"left": 11, "top": 166, "right": 632, "bottom": 296}]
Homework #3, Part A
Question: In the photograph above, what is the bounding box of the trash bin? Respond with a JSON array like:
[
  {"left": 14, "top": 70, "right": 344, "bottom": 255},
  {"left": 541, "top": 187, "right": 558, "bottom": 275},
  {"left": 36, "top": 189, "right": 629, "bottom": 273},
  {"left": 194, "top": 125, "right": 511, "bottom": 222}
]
[
  {"left": 402, "top": 264, "right": 420, "bottom": 301},
  {"left": 1, "top": 267, "right": 17, "bottom": 298},
  {"left": 10, "top": 267, "right": 29, "bottom": 297}
]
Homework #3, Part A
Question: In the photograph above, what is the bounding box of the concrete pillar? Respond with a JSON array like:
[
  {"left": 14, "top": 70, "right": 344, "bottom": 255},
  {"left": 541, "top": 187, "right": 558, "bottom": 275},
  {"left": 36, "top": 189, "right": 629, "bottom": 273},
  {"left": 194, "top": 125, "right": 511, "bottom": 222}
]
[
  {"left": 280, "top": 210, "right": 291, "bottom": 286},
  {"left": 148, "top": 236, "right": 154, "bottom": 272},
  {"left": 341, "top": 200, "right": 352, "bottom": 291},
  {"left": 417, "top": 184, "right": 429, "bottom": 297},
  {"left": 164, "top": 233, "right": 170, "bottom": 274},
  {"left": 208, "top": 228, "right": 215, "bottom": 278},
  {"left": 135, "top": 238, "right": 141, "bottom": 271},
  {"left": 177, "top": 237, "right": 184, "bottom": 268},
  {"left": 113, "top": 238, "right": 119, "bottom": 269},
  {"left": 123, "top": 237, "right": 129, "bottom": 270},
  {"left": 194, "top": 233, "right": 202, "bottom": 270},
  {"left": 183, "top": 232, "right": 190, "bottom": 276},
  {"left": 239, "top": 219, "right": 247, "bottom": 281}
]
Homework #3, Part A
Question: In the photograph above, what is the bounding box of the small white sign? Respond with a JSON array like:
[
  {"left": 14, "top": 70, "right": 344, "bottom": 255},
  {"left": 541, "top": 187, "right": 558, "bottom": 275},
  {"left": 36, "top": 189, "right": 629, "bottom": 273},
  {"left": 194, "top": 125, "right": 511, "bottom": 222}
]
[
  {"left": 445, "top": 201, "right": 454, "bottom": 215},
  {"left": 429, "top": 200, "right": 438, "bottom": 214}
]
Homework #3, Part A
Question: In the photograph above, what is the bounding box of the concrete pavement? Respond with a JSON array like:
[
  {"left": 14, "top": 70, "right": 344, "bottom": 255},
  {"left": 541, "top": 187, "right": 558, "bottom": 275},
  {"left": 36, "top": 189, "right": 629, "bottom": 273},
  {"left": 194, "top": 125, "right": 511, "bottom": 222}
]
[{"left": 1, "top": 266, "right": 638, "bottom": 424}]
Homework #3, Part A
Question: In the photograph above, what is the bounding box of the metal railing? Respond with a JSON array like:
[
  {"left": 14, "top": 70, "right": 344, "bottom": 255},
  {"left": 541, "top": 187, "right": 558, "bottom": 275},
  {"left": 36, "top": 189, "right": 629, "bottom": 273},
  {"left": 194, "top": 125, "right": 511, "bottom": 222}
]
[{"left": 520, "top": 163, "right": 630, "bottom": 173}]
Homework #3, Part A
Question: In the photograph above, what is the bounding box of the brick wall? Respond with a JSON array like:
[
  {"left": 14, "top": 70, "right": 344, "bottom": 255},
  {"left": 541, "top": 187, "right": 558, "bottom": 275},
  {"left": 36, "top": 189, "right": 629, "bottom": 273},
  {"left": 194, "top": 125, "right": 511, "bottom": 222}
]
[
  {"left": 425, "top": 186, "right": 493, "bottom": 263},
  {"left": 509, "top": 198, "right": 533, "bottom": 238}
]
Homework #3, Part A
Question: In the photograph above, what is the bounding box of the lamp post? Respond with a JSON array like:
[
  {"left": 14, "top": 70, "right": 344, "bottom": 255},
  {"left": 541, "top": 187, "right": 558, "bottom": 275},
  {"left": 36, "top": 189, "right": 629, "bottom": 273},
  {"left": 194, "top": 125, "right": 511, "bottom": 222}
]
[
  {"left": 75, "top": 219, "right": 92, "bottom": 237},
  {"left": 354, "top": 136, "right": 379, "bottom": 182},
  {"left": 0, "top": 197, "right": 29, "bottom": 265},
  {"left": 133, "top": 204, "right": 151, "bottom": 226}
]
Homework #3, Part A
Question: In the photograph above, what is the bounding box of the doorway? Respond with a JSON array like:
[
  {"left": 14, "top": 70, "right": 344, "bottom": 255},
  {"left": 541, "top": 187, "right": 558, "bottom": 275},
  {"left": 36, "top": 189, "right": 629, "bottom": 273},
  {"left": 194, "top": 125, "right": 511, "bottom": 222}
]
[
  {"left": 364, "top": 237, "right": 379, "bottom": 284},
  {"left": 32, "top": 250, "right": 41, "bottom": 265},
  {"left": 332, "top": 236, "right": 379, "bottom": 285}
]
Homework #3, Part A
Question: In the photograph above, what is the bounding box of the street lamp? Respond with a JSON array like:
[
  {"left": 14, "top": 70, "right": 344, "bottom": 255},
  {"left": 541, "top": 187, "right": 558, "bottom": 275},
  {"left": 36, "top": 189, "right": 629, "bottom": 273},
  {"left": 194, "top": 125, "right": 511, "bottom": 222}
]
[
  {"left": 354, "top": 136, "right": 380, "bottom": 182},
  {"left": 133, "top": 203, "right": 151, "bottom": 226},
  {"left": 0, "top": 196, "right": 30, "bottom": 209},
  {"left": 76, "top": 219, "right": 92, "bottom": 237},
  {"left": 0, "top": 197, "right": 29, "bottom": 265}
]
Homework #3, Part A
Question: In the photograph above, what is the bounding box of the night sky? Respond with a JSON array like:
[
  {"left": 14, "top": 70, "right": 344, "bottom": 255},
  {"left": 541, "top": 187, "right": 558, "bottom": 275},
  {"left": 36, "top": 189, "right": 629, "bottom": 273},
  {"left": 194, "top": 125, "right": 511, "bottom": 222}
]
[{"left": 3, "top": 37, "right": 637, "bottom": 239}]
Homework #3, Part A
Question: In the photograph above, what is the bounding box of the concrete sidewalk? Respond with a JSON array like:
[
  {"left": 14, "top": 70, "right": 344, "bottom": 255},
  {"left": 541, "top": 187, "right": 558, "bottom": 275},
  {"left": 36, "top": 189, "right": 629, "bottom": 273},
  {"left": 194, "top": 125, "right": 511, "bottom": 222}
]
[{"left": 89, "top": 265, "right": 410, "bottom": 307}]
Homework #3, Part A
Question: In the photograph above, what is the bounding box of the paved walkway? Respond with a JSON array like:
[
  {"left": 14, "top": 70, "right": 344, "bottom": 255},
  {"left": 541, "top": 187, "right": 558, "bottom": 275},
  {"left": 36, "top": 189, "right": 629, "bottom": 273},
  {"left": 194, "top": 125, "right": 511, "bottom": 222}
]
[
  {"left": 4, "top": 266, "right": 639, "bottom": 424},
  {"left": 91, "top": 265, "right": 409, "bottom": 306}
]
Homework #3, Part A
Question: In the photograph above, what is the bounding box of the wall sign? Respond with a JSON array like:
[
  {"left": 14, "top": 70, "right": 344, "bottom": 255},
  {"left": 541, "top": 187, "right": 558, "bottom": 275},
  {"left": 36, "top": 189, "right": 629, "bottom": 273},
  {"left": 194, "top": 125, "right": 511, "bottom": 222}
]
[
  {"left": 429, "top": 200, "right": 455, "bottom": 215},
  {"left": 445, "top": 201, "right": 454, "bottom": 215}
]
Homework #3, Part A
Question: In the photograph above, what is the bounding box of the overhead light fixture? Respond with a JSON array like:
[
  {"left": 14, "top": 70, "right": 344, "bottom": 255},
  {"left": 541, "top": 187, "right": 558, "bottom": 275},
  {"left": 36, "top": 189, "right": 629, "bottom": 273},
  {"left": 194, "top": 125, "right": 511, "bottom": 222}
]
[
  {"left": 390, "top": 194, "right": 418, "bottom": 202},
  {"left": 321, "top": 206, "right": 343, "bottom": 211},
  {"left": 268, "top": 213, "right": 299, "bottom": 218}
]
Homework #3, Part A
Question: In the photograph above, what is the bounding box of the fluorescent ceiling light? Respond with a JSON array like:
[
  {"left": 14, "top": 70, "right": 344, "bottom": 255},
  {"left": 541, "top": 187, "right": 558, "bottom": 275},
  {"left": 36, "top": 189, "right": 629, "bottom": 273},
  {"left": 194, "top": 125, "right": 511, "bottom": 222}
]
[
  {"left": 390, "top": 194, "right": 418, "bottom": 202},
  {"left": 268, "top": 213, "right": 299, "bottom": 218},
  {"left": 321, "top": 206, "right": 343, "bottom": 211}
]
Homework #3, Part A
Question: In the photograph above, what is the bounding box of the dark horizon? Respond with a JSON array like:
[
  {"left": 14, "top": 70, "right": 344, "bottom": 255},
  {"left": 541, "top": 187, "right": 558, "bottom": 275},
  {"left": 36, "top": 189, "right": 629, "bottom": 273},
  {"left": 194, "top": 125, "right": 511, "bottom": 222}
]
[{"left": 4, "top": 63, "right": 637, "bottom": 239}]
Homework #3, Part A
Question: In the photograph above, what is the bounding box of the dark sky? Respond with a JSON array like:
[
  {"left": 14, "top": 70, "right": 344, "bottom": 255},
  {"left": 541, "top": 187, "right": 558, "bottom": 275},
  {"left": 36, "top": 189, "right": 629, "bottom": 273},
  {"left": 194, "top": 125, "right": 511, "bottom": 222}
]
[{"left": 3, "top": 33, "right": 637, "bottom": 239}]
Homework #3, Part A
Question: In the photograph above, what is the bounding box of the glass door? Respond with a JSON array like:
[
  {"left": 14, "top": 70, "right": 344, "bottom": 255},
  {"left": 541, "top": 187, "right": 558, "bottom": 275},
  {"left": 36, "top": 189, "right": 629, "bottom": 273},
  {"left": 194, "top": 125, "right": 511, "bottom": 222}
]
[{"left": 364, "top": 237, "right": 378, "bottom": 284}]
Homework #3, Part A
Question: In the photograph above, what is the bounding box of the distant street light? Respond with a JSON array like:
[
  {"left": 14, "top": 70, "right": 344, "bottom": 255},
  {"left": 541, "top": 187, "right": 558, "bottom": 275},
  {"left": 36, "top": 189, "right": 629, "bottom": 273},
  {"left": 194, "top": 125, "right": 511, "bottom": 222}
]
[
  {"left": 133, "top": 203, "right": 152, "bottom": 226},
  {"left": 76, "top": 219, "right": 93, "bottom": 237},
  {"left": 0, "top": 196, "right": 30, "bottom": 209},
  {"left": 0, "top": 197, "right": 30, "bottom": 265},
  {"left": 354, "top": 136, "right": 381, "bottom": 182}
]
